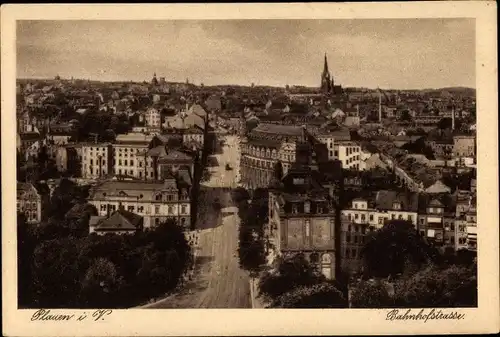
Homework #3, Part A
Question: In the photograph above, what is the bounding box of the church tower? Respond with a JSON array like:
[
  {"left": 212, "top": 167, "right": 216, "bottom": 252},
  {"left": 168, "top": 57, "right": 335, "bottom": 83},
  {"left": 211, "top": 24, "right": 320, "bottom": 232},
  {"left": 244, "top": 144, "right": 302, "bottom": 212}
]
[
  {"left": 321, "top": 53, "right": 333, "bottom": 94},
  {"left": 151, "top": 73, "right": 158, "bottom": 86}
]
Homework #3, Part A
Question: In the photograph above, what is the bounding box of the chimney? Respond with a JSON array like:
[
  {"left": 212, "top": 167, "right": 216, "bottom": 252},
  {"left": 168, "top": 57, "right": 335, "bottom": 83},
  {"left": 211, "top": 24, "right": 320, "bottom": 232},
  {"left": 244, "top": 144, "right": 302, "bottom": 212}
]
[
  {"left": 451, "top": 105, "right": 455, "bottom": 131},
  {"left": 378, "top": 90, "right": 382, "bottom": 123}
]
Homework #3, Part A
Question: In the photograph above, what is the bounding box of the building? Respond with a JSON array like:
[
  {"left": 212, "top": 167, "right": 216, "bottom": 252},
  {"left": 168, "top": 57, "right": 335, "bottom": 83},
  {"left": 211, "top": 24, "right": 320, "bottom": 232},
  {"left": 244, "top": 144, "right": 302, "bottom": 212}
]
[
  {"left": 145, "top": 108, "right": 161, "bottom": 129},
  {"left": 417, "top": 193, "right": 456, "bottom": 249},
  {"left": 320, "top": 53, "right": 342, "bottom": 95},
  {"left": 333, "top": 142, "right": 362, "bottom": 170},
  {"left": 55, "top": 145, "right": 82, "bottom": 176},
  {"left": 89, "top": 208, "right": 144, "bottom": 235},
  {"left": 453, "top": 135, "right": 476, "bottom": 158},
  {"left": 17, "top": 182, "right": 49, "bottom": 224},
  {"left": 137, "top": 145, "right": 194, "bottom": 182},
  {"left": 339, "top": 214, "right": 371, "bottom": 276},
  {"left": 81, "top": 143, "right": 113, "bottom": 179},
  {"left": 182, "top": 126, "right": 204, "bottom": 146},
  {"left": 240, "top": 123, "right": 308, "bottom": 189},
  {"left": 342, "top": 190, "right": 419, "bottom": 230},
  {"left": 268, "top": 166, "right": 338, "bottom": 279},
  {"left": 17, "top": 132, "right": 41, "bottom": 154},
  {"left": 113, "top": 133, "right": 156, "bottom": 178},
  {"left": 88, "top": 176, "right": 191, "bottom": 229}
]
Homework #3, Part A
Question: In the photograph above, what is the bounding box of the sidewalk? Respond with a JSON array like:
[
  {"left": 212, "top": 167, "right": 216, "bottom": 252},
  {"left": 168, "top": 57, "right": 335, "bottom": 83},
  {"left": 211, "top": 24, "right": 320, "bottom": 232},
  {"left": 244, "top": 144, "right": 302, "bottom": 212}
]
[{"left": 249, "top": 278, "right": 267, "bottom": 308}]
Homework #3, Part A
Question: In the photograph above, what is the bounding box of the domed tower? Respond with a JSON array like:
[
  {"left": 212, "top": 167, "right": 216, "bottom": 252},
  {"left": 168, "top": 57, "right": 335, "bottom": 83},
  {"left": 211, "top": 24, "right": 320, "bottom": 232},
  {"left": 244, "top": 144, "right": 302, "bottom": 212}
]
[{"left": 151, "top": 73, "right": 158, "bottom": 86}]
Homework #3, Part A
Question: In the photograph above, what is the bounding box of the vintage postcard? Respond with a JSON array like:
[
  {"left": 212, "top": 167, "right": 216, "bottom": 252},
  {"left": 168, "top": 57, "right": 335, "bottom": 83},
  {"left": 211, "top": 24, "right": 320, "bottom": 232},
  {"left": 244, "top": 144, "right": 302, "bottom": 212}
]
[{"left": 1, "top": 2, "right": 498, "bottom": 336}]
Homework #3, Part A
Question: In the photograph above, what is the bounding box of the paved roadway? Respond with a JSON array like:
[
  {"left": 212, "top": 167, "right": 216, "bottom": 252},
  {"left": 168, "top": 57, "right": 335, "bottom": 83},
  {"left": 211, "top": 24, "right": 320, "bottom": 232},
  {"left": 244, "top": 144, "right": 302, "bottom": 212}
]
[{"left": 142, "top": 134, "right": 250, "bottom": 308}]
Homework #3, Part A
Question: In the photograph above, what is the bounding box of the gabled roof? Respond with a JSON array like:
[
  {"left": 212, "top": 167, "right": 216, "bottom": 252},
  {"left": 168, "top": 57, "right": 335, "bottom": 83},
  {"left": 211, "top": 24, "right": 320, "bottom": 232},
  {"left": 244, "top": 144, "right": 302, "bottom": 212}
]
[
  {"left": 91, "top": 209, "right": 143, "bottom": 231},
  {"left": 374, "top": 190, "right": 419, "bottom": 212}
]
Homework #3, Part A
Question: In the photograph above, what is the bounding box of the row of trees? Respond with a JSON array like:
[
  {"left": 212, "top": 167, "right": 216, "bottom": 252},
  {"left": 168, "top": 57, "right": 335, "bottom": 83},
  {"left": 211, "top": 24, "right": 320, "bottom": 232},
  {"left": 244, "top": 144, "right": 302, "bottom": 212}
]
[
  {"left": 233, "top": 187, "right": 267, "bottom": 276},
  {"left": 19, "top": 218, "right": 191, "bottom": 308}
]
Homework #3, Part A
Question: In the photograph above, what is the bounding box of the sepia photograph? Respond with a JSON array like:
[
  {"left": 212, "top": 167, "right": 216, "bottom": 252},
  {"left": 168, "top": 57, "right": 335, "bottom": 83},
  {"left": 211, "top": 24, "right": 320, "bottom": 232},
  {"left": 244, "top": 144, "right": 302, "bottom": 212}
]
[{"left": 2, "top": 2, "right": 498, "bottom": 336}]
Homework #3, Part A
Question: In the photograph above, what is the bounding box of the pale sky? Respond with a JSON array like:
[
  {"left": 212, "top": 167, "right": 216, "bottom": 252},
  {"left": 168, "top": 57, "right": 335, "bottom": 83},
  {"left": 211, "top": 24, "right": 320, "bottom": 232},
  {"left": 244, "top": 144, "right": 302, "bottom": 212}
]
[{"left": 17, "top": 19, "right": 475, "bottom": 89}]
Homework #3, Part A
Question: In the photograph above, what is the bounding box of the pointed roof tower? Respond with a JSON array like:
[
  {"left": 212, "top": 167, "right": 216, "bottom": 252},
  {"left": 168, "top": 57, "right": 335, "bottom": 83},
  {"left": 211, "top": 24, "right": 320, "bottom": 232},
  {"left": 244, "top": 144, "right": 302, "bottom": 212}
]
[{"left": 323, "top": 53, "right": 329, "bottom": 75}]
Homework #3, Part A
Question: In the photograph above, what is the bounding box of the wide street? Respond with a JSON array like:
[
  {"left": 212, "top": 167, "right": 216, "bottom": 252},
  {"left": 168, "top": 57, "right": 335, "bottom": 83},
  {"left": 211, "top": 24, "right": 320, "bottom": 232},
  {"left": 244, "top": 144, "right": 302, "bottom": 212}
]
[{"left": 142, "top": 133, "right": 251, "bottom": 308}]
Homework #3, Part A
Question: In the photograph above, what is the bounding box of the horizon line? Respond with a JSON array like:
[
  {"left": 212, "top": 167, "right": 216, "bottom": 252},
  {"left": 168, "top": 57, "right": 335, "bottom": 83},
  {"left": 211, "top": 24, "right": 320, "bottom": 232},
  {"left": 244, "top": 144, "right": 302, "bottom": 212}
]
[{"left": 16, "top": 76, "right": 477, "bottom": 92}]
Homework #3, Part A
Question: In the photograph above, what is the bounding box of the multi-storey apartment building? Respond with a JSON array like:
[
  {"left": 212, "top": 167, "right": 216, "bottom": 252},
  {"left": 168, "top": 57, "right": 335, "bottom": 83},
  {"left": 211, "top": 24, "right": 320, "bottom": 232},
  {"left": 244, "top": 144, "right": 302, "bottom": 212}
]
[
  {"left": 113, "top": 133, "right": 155, "bottom": 178},
  {"left": 268, "top": 165, "right": 338, "bottom": 280},
  {"left": 333, "top": 141, "right": 362, "bottom": 170},
  {"left": 88, "top": 176, "right": 191, "bottom": 229},
  {"left": 17, "top": 182, "right": 49, "bottom": 224},
  {"left": 417, "top": 193, "right": 456, "bottom": 250},
  {"left": 81, "top": 143, "right": 113, "bottom": 179}
]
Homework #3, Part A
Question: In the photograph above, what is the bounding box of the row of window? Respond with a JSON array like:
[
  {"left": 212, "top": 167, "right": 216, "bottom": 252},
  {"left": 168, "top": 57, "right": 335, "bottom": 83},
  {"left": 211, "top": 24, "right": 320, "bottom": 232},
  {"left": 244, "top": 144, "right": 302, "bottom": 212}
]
[
  {"left": 345, "top": 147, "right": 360, "bottom": 156},
  {"left": 99, "top": 204, "right": 188, "bottom": 215},
  {"left": 344, "top": 247, "right": 360, "bottom": 259},
  {"left": 17, "top": 201, "right": 38, "bottom": 210},
  {"left": 345, "top": 233, "right": 365, "bottom": 244}
]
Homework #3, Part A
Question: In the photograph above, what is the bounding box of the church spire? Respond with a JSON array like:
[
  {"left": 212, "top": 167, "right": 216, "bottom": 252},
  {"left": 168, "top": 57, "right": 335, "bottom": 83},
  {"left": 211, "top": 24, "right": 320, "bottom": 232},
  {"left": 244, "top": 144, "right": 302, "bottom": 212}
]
[{"left": 323, "top": 53, "right": 329, "bottom": 74}]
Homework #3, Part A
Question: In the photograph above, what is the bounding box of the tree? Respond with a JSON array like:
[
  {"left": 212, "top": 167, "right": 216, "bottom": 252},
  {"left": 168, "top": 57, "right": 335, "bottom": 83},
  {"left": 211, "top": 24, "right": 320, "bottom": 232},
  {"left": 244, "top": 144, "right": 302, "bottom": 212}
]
[
  {"left": 46, "top": 179, "right": 85, "bottom": 219},
  {"left": 393, "top": 264, "right": 477, "bottom": 307},
  {"left": 399, "top": 110, "right": 412, "bottom": 122},
  {"left": 259, "top": 254, "right": 325, "bottom": 301},
  {"left": 271, "top": 282, "right": 346, "bottom": 308},
  {"left": 81, "top": 258, "right": 124, "bottom": 308},
  {"left": 273, "top": 161, "right": 283, "bottom": 181},
  {"left": 232, "top": 187, "right": 250, "bottom": 204},
  {"left": 350, "top": 280, "right": 395, "bottom": 308},
  {"left": 17, "top": 213, "right": 37, "bottom": 307},
  {"left": 32, "top": 237, "right": 82, "bottom": 307},
  {"left": 361, "top": 220, "right": 438, "bottom": 278}
]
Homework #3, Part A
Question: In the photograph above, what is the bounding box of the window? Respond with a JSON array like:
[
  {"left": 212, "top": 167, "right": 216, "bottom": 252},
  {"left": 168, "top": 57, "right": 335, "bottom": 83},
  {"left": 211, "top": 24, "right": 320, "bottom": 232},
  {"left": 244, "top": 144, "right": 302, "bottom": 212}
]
[
  {"left": 127, "top": 206, "right": 134, "bottom": 212},
  {"left": 137, "top": 206, "right": 144, "bottom": 213},
  {"left": 348, "top": 214, "right": 352, "bottom": 221},
  {"left": 361, "top": 214, "right": 366, "bottom": 221},
  {"left": 354, "top": 213, "right": 359, "bottom": 220},
  {"left": 119, "top": 160, "right": 122, "bottom": 165},
  {"left": 420, "top": 218, "right": 425, "bottom": 224},
  {"left": 304, "top": 202, "right": 310, "bottom": 213},
  {"left": 391, "top": 214, "right": 396, "bottom": 220},
  {"left": 378, "top": 218, "right": 383, "bottom": 225},
  {"left": 181, "top": 205, "right": 187, "bottom": 214},
  {"left": 345, "top": 248, "right": 350, "bottom": 258},
  {"left": 305, "top": 220, "right": 310, "bottom": 237},
  {"left": 155, "top": 205, "right": 160, "bottom": 214},
  {"left": 348, "top": 225, "right": 352, "bottom": 232},
  {"left": 124, "top": 160, "right": 128, "bottom": 166},
  {"left": 398, "top": 214, "right": 403, "bottom": 220},
  {"left": 100, "top": 205, "right": 106, "bottom": 211},
  {"left": 354, "top": 235, "right": 358, "bottom": 244},
  {"left": 90, "top": 159, "right": 93, "bottom": 165},
  {"left": 354, "top": 203, "right": 358, "bottom": 209},
  {"left": 139, "top": 161, "right": 143, "bottom": 167},
  {"left": 292, "top": 204, "right": 298, "bottom": 214},
  {"left": 351, "top": 249, "right": 357, "bottom": 258},
  {"left": 408, "top": 215, "right": 413, "bottom": 222},
  {"left": 369, "top": 214, "right": 374, "bottom": 221},
  {"left": 155, "top": 218, "right": 160, "bottom": 225},
  {"left": 168, "top": 206, "right": 173, "bottom": 214},
  {"left": 346, "top": 233, "right": 351, "bottom": 243},
  {"left": 130, "top": 160, "right": 134, "bottom": 166}
]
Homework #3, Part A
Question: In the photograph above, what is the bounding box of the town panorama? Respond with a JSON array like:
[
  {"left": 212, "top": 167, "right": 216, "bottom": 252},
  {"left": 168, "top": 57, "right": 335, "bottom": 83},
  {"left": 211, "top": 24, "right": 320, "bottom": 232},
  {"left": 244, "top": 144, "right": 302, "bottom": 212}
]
[{"left": 17, "top": 53, "right": 477, "bottom": 309}]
